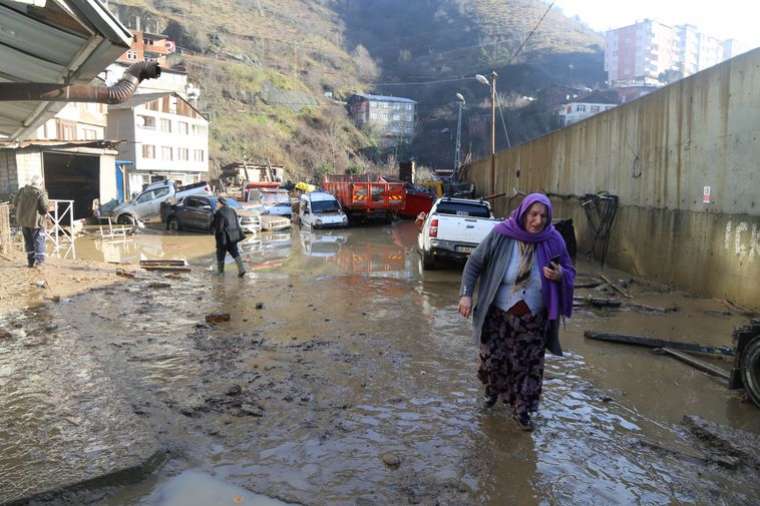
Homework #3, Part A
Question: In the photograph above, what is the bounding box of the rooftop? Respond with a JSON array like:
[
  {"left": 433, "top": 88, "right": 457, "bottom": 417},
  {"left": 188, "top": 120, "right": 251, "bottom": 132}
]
[{"left": 353, "top": 93, "right": 417, "bottom": 104}]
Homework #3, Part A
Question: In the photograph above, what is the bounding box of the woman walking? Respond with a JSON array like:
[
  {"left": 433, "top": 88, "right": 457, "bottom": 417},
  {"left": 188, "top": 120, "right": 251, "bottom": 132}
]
[
  {"left": 213, "top": 197, "right": 247, "bottom": 277},
  {"left": 458, "top": 193, "right": 575, "bottom": 431}
]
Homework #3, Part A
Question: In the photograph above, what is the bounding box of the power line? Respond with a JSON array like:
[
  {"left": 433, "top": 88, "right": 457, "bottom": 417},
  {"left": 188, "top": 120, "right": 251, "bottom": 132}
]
[
  {"left": 505, "top": 1, "right": 555, "bottom": 65},
  {"left": 374, "top": 76, "right": 477, "bottom": 86},
  {"left": 495, "top": 94, "right": 512, "bottom": 149}
]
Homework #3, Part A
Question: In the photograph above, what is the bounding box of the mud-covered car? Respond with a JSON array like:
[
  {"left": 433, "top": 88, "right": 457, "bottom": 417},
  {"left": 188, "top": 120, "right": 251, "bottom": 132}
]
[{"left": 163, "top": 195, "right": 260, "bottom": 234}]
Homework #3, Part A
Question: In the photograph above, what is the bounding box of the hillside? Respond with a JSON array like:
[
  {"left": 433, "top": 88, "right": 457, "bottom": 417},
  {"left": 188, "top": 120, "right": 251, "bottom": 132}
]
[{"left": 108, "top": 0, "right": 605, "bottom": 177}]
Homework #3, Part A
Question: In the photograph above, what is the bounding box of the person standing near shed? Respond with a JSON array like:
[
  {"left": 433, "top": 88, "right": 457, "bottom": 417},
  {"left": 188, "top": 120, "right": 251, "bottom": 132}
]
[
  {"left": 213, "top": 197, "right": 247, "bottom": 277},
  {"left": 458, "top": 193, "right": 575, "bottom": 431},
  {"left": 13, "top": 175, "right": 49, "bottom": 268}
]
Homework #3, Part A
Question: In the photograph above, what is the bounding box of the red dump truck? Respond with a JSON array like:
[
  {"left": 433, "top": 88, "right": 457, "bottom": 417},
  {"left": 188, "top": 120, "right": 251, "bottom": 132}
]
[{"left": 322, "top": 174, "right": 405, "bottom": 222}]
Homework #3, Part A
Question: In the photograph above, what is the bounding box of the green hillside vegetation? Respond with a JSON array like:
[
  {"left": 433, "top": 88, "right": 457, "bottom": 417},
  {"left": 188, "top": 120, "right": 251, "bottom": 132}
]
[{"left": 110, "top": 0, "right": 606, "bottom": 177}]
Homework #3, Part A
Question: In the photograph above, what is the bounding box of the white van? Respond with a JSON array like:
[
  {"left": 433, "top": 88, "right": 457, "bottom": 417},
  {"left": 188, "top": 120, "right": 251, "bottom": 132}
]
[{"left": 298, "top": 192, "right": 348, "bottom": 229}]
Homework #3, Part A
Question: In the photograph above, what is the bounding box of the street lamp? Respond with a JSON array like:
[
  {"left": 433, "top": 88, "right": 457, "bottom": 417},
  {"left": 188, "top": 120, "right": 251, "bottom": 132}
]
[
  {"left": 475, "top": 71, "right": 498, "bottom": 192},
  {"left": 454, "top": 93, "right": 465, "bottom": 178}
]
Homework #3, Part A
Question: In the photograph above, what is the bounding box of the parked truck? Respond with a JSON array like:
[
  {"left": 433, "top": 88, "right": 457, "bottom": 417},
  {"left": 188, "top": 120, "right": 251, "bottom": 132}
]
[
  {"left": 322, "top": 174, "right": 405, "bottom": 223},
  {"left": 112, "top": 180, "right": 210, "bottom": 225},
  {"left": 417, "top": 197, "right": 499, "bottom": 269}
]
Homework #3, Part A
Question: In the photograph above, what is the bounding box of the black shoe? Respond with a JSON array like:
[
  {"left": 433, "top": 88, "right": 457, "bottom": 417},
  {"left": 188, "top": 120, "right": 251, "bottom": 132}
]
[
  {"left": 513, "top": 413, "right": 534, "bottom": 432},
  {"left": 483, "top": 393, "right": 498, "bottom": 408}
]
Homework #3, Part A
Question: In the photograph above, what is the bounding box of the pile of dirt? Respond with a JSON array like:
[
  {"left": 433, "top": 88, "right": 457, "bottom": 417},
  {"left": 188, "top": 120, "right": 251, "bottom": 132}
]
[{"left": 0, "top": 252, "right": 137, "bottom": 314}]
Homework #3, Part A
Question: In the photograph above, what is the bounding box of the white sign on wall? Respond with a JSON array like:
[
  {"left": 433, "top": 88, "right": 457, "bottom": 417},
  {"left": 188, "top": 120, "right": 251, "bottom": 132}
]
[{"left": 703, "top": 186, "right": 711, "bottom": 204}]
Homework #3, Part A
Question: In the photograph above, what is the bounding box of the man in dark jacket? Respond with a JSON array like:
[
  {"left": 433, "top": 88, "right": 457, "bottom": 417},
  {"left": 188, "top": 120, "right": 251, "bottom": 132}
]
[
  {"left": 213, "top": 197, "right": 247, "bottom": 277},
  {"left": 13, "top": 175, "right": 49, "bottom": 268}
]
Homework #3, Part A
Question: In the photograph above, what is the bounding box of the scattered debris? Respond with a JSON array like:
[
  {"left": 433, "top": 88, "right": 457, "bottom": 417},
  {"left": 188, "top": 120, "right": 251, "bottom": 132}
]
[
  {"left": 255, "top": 302, "right": 264, "bottom": 310},
  {"left": 34, "top": 279, "right": 48, "bottom": 289},
  {"left": 600, "top": 273, "right": 632, "bottom": 299},
  {"left": 584, "top": 331, "right": 735, "bottom": 357},
  {"left": 626, "top": 302, "right": 678, "bottom": 314},
  {"left": 574, "top": 296, "right": 622, "bottom": 308},
  {"left": 115, "top": 269, "right": 136, "bottom": 279},
  {"left": 205, "top": 313, "right": 231, "bottom": 324},
  {"left": 226, "top": 385, "right": 243, "bottom": 396},
  {"left": 140, "top": 259, "right": 191, "bottom": 272},
  {"left": 380, "top": 452, "right": 401, "bottom": 468},
  {"left": 147, "top": 282, "right": 172, "bottom": 290},
  {"left": 656, "top": 348, "right": 731, "bottom": 381},
  {"left": 683, "top": 415, "right": 760, "bottom": 471},
  {"left": 0, "top": 328, "right": 12, "bottom": 339}
]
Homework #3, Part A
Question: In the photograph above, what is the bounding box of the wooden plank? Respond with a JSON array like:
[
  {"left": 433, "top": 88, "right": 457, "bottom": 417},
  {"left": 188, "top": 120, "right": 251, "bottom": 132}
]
[
  {"left": 141, "top": 265, "right": 192, "bottom": 272},
  {"left": 599, "top": 273, "right": 632, "bottom": 298},
  {"left": 140, "top": 259, "right": 188, "bottom": 267},
  {"left": 659, "top": 348, "right": 731, "bottom": 381},
  {"left": 584, "top": 331, "right": 735, "bottom": 357}
]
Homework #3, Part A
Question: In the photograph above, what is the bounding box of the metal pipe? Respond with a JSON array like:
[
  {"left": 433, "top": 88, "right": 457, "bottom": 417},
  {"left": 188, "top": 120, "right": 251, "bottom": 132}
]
[{"left": 0, "top": 62, "right": 161, "bottom": 104}]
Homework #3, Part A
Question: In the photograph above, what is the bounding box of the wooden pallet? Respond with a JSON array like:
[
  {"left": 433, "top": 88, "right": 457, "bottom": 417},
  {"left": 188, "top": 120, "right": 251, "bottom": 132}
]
[{"left": 139, "top": 259, "right": 191, "bottom": 272}]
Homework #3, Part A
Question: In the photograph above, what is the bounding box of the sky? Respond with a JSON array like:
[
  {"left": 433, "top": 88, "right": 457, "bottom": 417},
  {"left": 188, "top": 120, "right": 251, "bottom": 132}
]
[{"left": 552, "top": 0, "right": 760, "bottom": 50}]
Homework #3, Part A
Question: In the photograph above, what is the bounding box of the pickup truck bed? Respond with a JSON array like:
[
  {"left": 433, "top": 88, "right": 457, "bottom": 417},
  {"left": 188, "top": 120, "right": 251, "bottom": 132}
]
[{"left": 417, "top": 198, "right": 499, "bottom": 269}]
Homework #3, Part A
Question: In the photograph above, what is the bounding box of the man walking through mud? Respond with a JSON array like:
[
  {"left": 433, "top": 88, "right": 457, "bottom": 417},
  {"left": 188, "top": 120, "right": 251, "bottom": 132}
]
[
  {"left": 13, "top": 175, "right": 49, "bottom": 268},
  {"left": 213, "top": 197, "right": 247, "bottom": 277}
]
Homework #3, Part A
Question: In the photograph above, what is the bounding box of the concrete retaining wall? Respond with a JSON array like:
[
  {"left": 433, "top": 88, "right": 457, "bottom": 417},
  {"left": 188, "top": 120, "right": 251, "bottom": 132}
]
[{"left": 462, "top": 48, "right": 760, "bottom": 309}]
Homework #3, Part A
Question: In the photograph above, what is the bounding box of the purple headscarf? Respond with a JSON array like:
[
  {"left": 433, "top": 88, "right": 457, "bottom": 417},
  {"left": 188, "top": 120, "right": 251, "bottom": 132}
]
[{"left": 493, "top": 193, "right": 575, "bottom": 321}]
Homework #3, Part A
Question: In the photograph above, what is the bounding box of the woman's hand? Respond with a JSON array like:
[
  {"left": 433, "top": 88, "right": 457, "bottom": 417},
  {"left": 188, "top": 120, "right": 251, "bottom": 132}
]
[
  {"left": 543, "top": 261, "right": 563, "bottom": 282},
  {"left": 458, "top": 296, "right": 473, "bottom": 318}
]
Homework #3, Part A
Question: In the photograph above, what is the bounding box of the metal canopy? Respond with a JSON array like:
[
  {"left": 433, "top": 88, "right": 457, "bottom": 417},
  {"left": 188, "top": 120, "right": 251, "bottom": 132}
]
[{"left": 0, "top": 0, "right": 132, "bottom": 141}]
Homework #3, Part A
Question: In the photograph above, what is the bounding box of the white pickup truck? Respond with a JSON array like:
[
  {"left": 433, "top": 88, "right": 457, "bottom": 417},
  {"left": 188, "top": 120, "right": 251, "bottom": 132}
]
[{"left": 417, "top": 197, "right": 499, "bottom": 269}]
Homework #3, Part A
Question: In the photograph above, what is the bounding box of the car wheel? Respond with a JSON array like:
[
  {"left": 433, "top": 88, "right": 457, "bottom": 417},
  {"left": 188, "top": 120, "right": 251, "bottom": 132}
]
[
  {"left": 420, "top": 249, "right": 436, "bottom": 270},
  {"left": 117, "top": 214, "right": 135, "bottom": 225},
  {"left": 740, "top": 334, "right": 760, "bottom": 408},
  {"left": 167, "top": 217, "right": 180, "bottom": 232}
]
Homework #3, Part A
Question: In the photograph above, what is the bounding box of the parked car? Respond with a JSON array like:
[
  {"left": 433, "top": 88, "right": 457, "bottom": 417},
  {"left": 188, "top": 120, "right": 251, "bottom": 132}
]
[
  {"left": 112, "top": 181, "right": 210, "bottom": 224},
  {"left": 264, "top": 201, "right": 293, "bottom": 219},
  {"left": 163, "top": 195, "right": 260, "bottom": 234},
  {"left": 297, "top": 192, "right": 349, "bottom": 229},
  {"left": 417, "top": 197, "right": 499, "bottom": 269}
]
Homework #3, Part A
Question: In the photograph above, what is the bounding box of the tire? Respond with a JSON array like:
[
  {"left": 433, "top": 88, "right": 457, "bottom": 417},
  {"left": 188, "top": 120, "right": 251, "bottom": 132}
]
[
  {"left": 740, "top": 335, "right": 760, "bottom": 408},
  {"left": 420, "top": 249, "right": 436, "bottom": 270},
  {"left": 117, "top": 214, "right": 135, "bottom": 225},
  {"left": 167, "top": 217, "right": 180, "bottom": 232}
]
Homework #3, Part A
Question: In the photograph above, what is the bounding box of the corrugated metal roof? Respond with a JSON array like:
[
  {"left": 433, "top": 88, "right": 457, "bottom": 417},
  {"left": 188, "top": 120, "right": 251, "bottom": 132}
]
[
  {"left": 353, "top": 93, "right": 417, "bottom": 104},
  {"left": 0, "top": 0, "right": 132, "bottom": 141}
]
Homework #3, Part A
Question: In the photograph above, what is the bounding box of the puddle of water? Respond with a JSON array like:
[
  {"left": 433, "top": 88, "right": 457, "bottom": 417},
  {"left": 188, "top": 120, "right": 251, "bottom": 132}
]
[{"left": 141, "top": 470, "right": 292, "bottom": 506}]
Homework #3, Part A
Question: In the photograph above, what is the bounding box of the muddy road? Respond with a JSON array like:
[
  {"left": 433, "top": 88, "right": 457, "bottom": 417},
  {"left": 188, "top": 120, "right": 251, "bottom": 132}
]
[{"left": 1, "top": 223, "right": 759, "bottom": 505}]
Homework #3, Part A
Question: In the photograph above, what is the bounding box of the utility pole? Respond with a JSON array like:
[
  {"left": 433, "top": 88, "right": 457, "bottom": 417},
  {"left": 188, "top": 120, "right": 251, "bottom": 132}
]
[
  {"left": 490, "top": 71, "right": 498, "bottom": 194},
  {"left": 476, "top": 71, "right": 499, "bottom": 192},
  {"left": 454, "top": 93, "right": 465, "bottom": 179}
]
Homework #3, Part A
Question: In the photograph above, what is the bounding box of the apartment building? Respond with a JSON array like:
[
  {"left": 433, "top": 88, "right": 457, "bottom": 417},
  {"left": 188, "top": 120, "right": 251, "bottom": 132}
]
[
  {"left": 106, "top": 92, "right": 209, "bottom": 194},
  {"left": 347, "top": 94, "right": 416, "bottom": 147},
  {"left": 605, "top": 20, "right": 741, "bottom": 86}
]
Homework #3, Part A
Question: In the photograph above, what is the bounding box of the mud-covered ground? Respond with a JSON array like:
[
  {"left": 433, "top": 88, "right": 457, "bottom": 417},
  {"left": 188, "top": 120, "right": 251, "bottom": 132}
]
[{"left": 1, "top": 223, "right": 759, "bottom": 505}]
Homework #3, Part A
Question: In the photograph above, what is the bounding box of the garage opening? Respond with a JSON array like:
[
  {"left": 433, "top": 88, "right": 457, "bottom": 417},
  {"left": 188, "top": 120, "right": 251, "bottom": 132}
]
[{"left": 43, "top": 152, "right": 100, "bottom": 220}]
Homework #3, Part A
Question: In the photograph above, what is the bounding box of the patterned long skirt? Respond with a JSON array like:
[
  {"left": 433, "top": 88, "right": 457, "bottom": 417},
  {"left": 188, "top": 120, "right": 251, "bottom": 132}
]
[{"left": 478, "top": 305, "right": 546, "bottom": 417}]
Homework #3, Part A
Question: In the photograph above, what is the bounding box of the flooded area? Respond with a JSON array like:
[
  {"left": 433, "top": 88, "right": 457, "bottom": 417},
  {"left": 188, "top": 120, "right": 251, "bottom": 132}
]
[{"left": 1, "top": 222, "right": 759, "bottom": 504}]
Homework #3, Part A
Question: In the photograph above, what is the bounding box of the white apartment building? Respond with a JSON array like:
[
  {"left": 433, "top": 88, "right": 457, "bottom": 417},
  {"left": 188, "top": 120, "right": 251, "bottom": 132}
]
[
  {"left": 106, "top": 92, "right": 209, "bottom": 194},
  {"left": 605, "top": 20, "right": 741, "bottom": 86}
]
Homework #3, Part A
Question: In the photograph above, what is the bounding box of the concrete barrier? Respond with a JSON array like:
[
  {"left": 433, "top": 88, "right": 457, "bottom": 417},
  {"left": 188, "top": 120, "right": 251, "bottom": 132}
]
[{"left": 463, "top": 48, "right": 760, "bottom": 309}]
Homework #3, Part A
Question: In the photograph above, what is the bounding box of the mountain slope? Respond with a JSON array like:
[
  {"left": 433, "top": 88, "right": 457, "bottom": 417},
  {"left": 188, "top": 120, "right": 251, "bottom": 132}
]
[{"left": 109, "top": 0, "right": 605, "bottom": 176}]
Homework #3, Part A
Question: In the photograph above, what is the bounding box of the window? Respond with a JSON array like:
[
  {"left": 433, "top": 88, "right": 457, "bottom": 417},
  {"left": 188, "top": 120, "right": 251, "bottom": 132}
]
[
  {"left": 137, "top": 115, "right": 156, "bottom": 129},
  {"left": 161, "top": 146, "right": 173, "bottom": 160},
  {"left": 142, "top": 144, "right": 156, "bottom": 159},
  {"left": 193, "top": 149, "right": 205, "bottom": 162},
  {"left": 126, "top": 50, "right": 137, "bottom": 61},
  {"left": 435, "top": 201, "right": 491, "bottom": 218},
  {"left": 56, "top": 119, "right": 76, "bottom": 140},
  {"left": 83, "top": 128, "right": 98, "bottom": 140},
  {"left": 145, "top": 100, "right": 160, "bottom": 112},
  {"left": 160, "top": 118, "right": 172, "bottom": 133},
  {"left": 576, "top": 105, "right": 587, "bottom": 112},
  {"left": 136, "top": 190, "right": 154, "bottom": 203},
  {"left": 177, "top": 148, "right": 189, "bottom": 161},
  {"left": 178, "top": 121, "right": 189, "bottom": 135},
  {"left": 590, "top": 106, "right": 600, "bottom": 113},
  {"left": 153, "top": 187, "right": 170, "bottom": 199}
]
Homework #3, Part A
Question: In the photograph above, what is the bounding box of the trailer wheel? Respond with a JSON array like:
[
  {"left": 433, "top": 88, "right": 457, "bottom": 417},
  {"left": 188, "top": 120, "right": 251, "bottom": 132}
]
[{"left": 741, "top": 334, "right": 760, "bottom": 408}]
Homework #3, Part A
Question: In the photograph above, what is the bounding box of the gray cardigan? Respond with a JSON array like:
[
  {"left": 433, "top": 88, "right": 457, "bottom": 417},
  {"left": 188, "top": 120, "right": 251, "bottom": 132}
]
[{"left": 459, "top": 230, "right": 563, "bottom": 356}]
